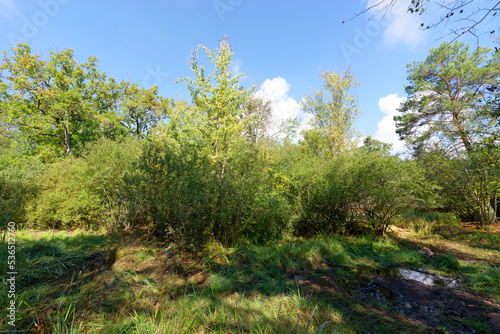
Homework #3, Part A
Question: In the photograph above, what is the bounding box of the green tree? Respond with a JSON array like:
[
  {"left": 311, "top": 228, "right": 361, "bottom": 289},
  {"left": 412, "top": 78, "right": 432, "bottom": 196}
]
[
  {"left": 300, "top": 66, "right": 361, "bottom": 158},
  {"left": 361, "top": 136, "right": 392, "bottom": 154},
  {"left": 178, "top": 35, "right": 252, "bottom": 184},
  {"left": 0, "top": 43, "right": 122, "bottom": 159},
  {"left": 398, "top": 41, "right": 500, "bottom": 226},
  {"left": 167, "top": 36, "right": 293, "bottom": 244},
  {"left": 156, "top": 99, "right": 208, "bottom": 149},
  {"left": 395, "top": 41, "right": 500, "bottom": 155},
  {"left": 119, "top": 83, "right": 173, "bottom": 138},
  {"left": 241, "top": 96, "right": 272, "bottom": 144}
]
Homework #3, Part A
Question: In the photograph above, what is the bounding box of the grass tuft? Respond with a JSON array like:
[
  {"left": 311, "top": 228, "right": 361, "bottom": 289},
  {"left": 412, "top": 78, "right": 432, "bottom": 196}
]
[{"left": 1, "top": 221, "right": 499, "bottom": 333}]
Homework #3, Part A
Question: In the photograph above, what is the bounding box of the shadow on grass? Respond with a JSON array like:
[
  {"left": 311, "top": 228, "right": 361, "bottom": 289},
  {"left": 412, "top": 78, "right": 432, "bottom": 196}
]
[
  {"left": 433, "top": 224, "right": 500, "bottom": 252},
  {"left": 390, "top": 234, "right": 500, "bottom": 302},
  {"left": 124, "top": 235, "right": 434, "bottom": 333},
  {"left": 0, "top": 230, "right": 119, "bottom": 332},
  {"left": 2, "top": 229, "right": 499, "bottom": 333}
]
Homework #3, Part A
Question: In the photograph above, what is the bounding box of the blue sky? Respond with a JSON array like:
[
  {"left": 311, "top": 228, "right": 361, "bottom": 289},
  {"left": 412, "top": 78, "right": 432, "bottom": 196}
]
[{"left": 1, "top": 0, "right": 498, "bottom": 153}]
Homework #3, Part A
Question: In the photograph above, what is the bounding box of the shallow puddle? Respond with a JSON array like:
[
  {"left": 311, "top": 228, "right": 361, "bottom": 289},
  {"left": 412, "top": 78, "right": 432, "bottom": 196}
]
[
  {"left": 398, "top": 268, "right": 461, "bottom": 288},
  {"left": 357, "top": 280, "right": 403, "bottom": 303}
]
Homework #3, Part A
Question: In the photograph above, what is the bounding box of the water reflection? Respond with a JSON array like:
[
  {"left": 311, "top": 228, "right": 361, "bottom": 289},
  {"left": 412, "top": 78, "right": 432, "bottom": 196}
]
[{"left": 399, "top": 268, "right": 460, "bottom": 288}]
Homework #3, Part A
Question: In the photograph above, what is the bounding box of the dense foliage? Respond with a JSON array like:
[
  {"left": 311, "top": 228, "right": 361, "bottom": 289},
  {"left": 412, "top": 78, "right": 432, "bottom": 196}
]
[
  {"left": 1, "top": 37, "right": 498, "bottom": 246},
  {"left": 0, "top": 44, "right": 124, "bottom": 159},
  {"left": 396, "top": 41, "right": 500, "bottom": 227},
  {"left": 24, "top": 137, "right": 140, "bottom": 229},
  {"left": 286, "top": 149, "right": 435, "bottom": 236}
]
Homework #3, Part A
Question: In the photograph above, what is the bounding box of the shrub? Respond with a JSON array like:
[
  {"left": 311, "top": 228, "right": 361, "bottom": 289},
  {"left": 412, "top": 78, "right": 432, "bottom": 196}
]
[
  {"left": 128, "top": 137, "right": 293, "bottom": 246},
  {"left": 355, "top": 151, "right": 436, "bottom": 235},
  {"left": 418, "top": 149, "right": 500, "bottom": 227},
  {"left": 213, "top": 141, "right": 293, "bottom": 244},
  {"left": 27, "top": 137, "right": 140, "bottom": 229},
  {"left": 81, "top": 137, "right": 142, "bottom": 227},
  {"left": 292, "top": 153, "right": 358, "bottom": 236},
  {"left": 289, "top": 150, "right": 437, "bottom": 236},
  {"left": 0, "top": 157, "right": 43, "bottom": 223},
  {"left": 125, "top": 138, "right": 214, "bottom": 244}
]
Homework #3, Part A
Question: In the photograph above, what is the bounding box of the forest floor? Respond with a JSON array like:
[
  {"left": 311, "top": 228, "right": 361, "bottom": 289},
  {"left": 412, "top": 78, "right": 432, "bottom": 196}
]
[{"left": 1, "top": 221, "right": 499, "bottom": 333}]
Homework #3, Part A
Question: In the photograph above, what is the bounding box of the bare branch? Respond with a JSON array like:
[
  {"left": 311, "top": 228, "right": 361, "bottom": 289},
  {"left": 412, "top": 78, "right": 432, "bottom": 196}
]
[
  {"left": 347, "top": 0, "right": 500, "bottom": 43},
  {"left": 448, "top": 1, "right": 500, "bottom": 43}
]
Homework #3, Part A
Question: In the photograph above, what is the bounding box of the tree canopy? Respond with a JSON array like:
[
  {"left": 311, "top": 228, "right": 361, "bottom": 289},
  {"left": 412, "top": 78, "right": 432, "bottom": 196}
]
[
  {"left": 395, "top": 41, "right": 500, "bottom": 155},
  {"left": 119, "top": 83, "right": 173, "bottom": 138},
  {"left": 0, "top": 44, "right": 122, "bottom": 159},
  {"left": 300, "top": 66, "right": 361, "bottom": 158},
  {"left": 178, "top": 35, "right": 253, "bottom": 180},
  {"left": 396, "top": 40, "right": 500, "bottom": 226}
]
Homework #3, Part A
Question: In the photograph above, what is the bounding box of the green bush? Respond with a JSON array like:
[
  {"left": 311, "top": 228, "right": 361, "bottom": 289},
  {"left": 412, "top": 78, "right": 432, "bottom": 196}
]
[
  {"left": 212, "top": 141, "right": 293, "bottom": 244},
  {"left": 27, "top": 157, "right": 95, "bottom": 228},
  {"left": 0, "top": 158, "right": 43, "bottom": 223},
  {"left": 289, "top": 150, "right": 437, "bottom": 236},
  {"left": 128, "top": 137, "right": 293, "bottom": 246},
  {"left": 418, "top": 149, "right": 500, "bottom": 227},
  {"left": 27, "top": 137, "right": 140, "bottom": 229},
  {"left": 291, "top": 153, "right": 358, "bottom": 236},
  {"left": 355, "top": 151, "right": 436, "bottom": 235},
  {"left": 81, "top": 137, "right": 142, "bottom": 227},
  {"left": 125, "top": 138, "right": 214, "bottom": 244}
]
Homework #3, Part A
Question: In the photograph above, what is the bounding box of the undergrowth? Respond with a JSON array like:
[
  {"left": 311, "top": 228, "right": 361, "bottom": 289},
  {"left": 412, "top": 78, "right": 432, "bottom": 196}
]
[{"left": 0, "top": 223, "right": 498, "bottom": 333}]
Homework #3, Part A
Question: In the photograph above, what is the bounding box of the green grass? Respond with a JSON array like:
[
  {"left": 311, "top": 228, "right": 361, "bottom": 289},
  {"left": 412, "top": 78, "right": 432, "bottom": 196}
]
[
  {"left": 435, "top": 226, "right": 500, "bottom": 251},
  {"left": 1, "top": 221, "right": 499, "bottom": 333},
  {"left": 398, "top": 211, "right": 462, "bottom": 227},
  {"left": 466, "top": 264, "right": 500, "bottom": 296}
]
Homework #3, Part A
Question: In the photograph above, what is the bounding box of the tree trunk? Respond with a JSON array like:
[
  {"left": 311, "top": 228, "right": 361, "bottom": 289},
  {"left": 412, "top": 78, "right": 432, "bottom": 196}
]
[
  {"left": 64, "top": 124, "right": 72, "bottom": 155},
  {"left": 492, "top": 196, "right": 499, "bottom": 221},
  {"left": 452, "top": 112, "right": 472, "bottom": 154}
]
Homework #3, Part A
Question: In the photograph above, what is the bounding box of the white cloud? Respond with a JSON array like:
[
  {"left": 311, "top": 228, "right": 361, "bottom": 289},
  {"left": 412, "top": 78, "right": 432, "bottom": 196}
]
[
  {"left": 0, "top": 0, "right": 18, "bottom": 19},
  {"left": 254, "top": 77, "right": 303, "bottom": 139},
  {"left": 255, "top": 77, "right": 290, "bottom": 103},
  {"left": 374, "top": 93, "right": 407, "bottom": 154},
  {"left": 366, "top": 0, "right": 428, "bottom": 47},
  {"left": 298, "top": 108, "right": 314, "bottom": 135}
]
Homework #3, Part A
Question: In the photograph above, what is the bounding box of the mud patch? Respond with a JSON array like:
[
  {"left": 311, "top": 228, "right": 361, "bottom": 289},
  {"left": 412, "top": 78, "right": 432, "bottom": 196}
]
[
  {"left": 356, "top": 279, "right": 403, "bottom": 305},
  {"left": 362, "top": 272, "right": 500, "bottom": 333}
]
